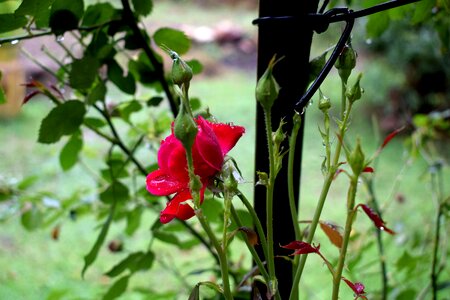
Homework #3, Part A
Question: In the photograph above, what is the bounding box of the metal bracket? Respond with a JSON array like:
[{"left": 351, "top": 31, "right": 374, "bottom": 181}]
[{"left": 252, "top": 0, "right": 421, "bottom": 112}]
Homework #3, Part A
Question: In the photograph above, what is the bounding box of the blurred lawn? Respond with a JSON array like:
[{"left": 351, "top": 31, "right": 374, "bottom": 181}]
[{"left": 1, "top": 1, "right": 449, "bottom": 300}]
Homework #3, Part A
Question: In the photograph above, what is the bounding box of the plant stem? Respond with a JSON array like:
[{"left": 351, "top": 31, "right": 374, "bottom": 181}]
[
  {"left": 120, "top": 0, "right": 178, "bottom": 116},
  {"left": 289, "top": 100, "right": 353, "bottom": 300},
  {"left": 263, "top": 109, "right": 277, "bottom": 295},
  {"left": 332, "top": 176, "right": 358, "bottom": 299},
  {"left": 184, "top": 145, "right": 232, "bottom": 299},
  {"left": 341, "top": 80, "right": 347, "bottom": 120},
  {"left": 230, "top": 205, "right": 271, "bottom": 283},
  {"left": 196, "top": 208, "right": 233, "bottom": 299},
  {"left": 365, "top": 177, "right": 388, "bottom": 300},
  {"left": 430, "top": 163, "right": 444, "bottom": 300},
  {"left": 237, "top": 192, "right": 269, "bottom": 260},
  {"left": 288, "top": 115, "right": 302, "bottom": 242}
]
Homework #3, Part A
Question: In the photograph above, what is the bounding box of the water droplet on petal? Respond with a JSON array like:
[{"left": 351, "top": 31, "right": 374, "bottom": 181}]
[
  {"left": 11, "top": 40, "right": 19, "bottom": 45},
  {"left": 56, "top": 35, "right": 65, "bottom": 42}
]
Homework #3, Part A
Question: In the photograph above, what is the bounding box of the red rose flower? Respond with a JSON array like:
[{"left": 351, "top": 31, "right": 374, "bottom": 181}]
[{"left": 146, "top": 116, "right": 245, "bottom": 223}]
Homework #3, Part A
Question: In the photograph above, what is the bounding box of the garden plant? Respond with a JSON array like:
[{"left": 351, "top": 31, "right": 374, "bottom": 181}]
[{"left": 0, "top": 0, "right": 449, "bottom": 299}]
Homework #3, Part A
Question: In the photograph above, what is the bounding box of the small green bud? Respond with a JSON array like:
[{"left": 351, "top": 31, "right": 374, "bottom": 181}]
[
  {"left": 272, "top": 120, "right": 286, "bottom": 146},
  {"left": 256, "top": 55, "right": 282, "bottom": 111},
  {"left": 318, "top": 93, "right": 331, "bottom": 112},
  {"left": 335, "top": 45, "right": 357, "bottom": 83},
  {"left": 349, "top": 138, "right": 365, "bottom": 175},
  {"left": 174, "top": 105, "right": 198, "bottom": 150},
  {"left": 222, "top": 160, "right": 239, "bottom": 193},
  {"left": 172, "top": 55, "right": 193, "bottom": 88},
  {"left": 346, "top": 73, "right": 363, "bottom": 103}
]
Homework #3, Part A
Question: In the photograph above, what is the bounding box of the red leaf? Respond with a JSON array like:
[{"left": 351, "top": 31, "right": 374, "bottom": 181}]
[
  {"left": 281, "top": 241, "right": 320, "bottom": 256},
  {"left": 362, "top": 166, "right": 374, "bottom": 173},
  {"left": 381, "top": 126, "right": 405, "bottom": 149},
  {"left": 358, "top": 204, "right": 395, "bottom": 234},
  {"left": 319, "top": 221, "right": 343, "bottom": 248},
  {"left": 22, "top": 90, "right": 41, "bottom": 105},
  {"left": 342, "top": 277, "right": 367, "bottom": 299}
]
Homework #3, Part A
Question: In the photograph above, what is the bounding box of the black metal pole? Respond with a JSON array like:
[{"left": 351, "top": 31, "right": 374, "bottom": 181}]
[{"left": 254, "top": 0, "right": 320, "bottom": 298}]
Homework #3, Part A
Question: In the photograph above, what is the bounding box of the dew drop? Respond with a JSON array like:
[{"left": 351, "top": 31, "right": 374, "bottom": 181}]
[
  {"left": 56, "top": 35, "right": 65, "bottom": 42},
  {"left": 380, "top": 226, "right": 385, "bottom": 231},
  {"left": 365, "top": 39, "right": 372, "bottom": 45},
  {"left": 10, "top": 39, "right": 19, "bottom": 45}
]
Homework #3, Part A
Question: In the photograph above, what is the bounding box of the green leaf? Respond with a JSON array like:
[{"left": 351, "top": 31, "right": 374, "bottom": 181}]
[
  {"left": 188, "top": 284, "right": 200, "bottom": 300},
  {"left": 59, "top": 131, "right": 83, "bottom": 171},
  {"left": 49, "top": 0, "right": 84, "bottom": 35},
  {"left": 107, "top": 60, "right": 136, "bottom": 95},
  {"left": 186, "top": 59, "right": 203, "bottom": 75},
  {"left": 395, "top": 289, "right": 416, "bottom": 300},
  {"left": 199, "top": 281, "right": 224, "bottom": 294},
  {"left": 132, "top": 251, "right": 154, "bottom": 272},
  {"left": 119, "top": 100, "right": 142, "bottom": 122},
  {"left": 82, "top": 3, "right": 115, "bottom": 27},
  {"left": 131, "top": 0, "right": 152, "bottom": 16},
  {"left": 87, "top": 81, "right": 106, "bottom": 105},
  {"left": 0, "top": 71, "right": 5, "bottom": 104},
  {"left": 70, "top": 56, "right": 99, "bottom": 90},
  {"left": 190, "top": 97, "right": 201, "bottom": 111},
  {"left": 128, "top": 55, "right": 158, "bottom": 85},
  {"left": 366, "top": 12, "right": 390, "bottom": 38},
  {"left": 125, "top": 206, "right": 143, "bottom": 236},
  {"left": 146, "top": 96, "right": 163, "bottom": 107},
  {"left": 101, "top": 159, "right": 129, "bottom": 182},
  {"left": 105, "top": 252, "right": 143, "bottom": 277},
  {"left": 153, "top": 27, "right": 191, "bottom": 55},
  {"left": 21, "top": 205, "right": 43, "bottom": 231},
  {"left": 82, "top": 200, "right": 116, "bottom": 277},
  {"left": 102, "top": 275, "right": 129, "bottom": 300},
  {"left": 0, "top": 14, "right": 28, "bottom": 33},
  {"left": 100, "top": 181, "right": 129, "bottom": 204},
  {"left": 153, "top": 231, "right": 180, "bottom": 246},
  {"left": 14, "top": 0, "right": 54, "bottom": 28},
  {"left": 38, "top": 100, "right": 86, "bottom": 144},
  {"left": 412, "top": 0, "right": 434, "bottom": 24},
  {"left": 84, "top": 117, "right": 106, "bottom": 128}
]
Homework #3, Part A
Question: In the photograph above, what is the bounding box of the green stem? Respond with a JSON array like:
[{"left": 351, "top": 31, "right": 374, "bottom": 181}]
[
  {"left": 430, "top": 164, "right": 444, "bottom": 300},
  {"left": 120, "top": 0, "right": 178, "bottom": 115},
  {"left": 289, "top": 99, "right": 353, "bottom": 300},
  {"left": 184, "top": 145, "right": 232, "bottom": 299},
  {"left": 263, "top": 109, "right": 277, "bottom": 294},
  {"left": 332, "top": 176, "right": 358, "bottom": 299},
  {"left": 341, "top": 80, "right": 346, "bottom": 120},
  {"left": 230, "top": 205, "right": 271, "bottom": 283},
  {"left": 195, "top": 209, "right": 233, "bottom": 300},
  {"left": 237, "top": 192, "right": 269, "bottom": 260},
  {"left": 365, "top": 177, "right": 388, "bottom": 300},
  {"left": 288, "top": 115, "right": 302, "bottom": 242}
]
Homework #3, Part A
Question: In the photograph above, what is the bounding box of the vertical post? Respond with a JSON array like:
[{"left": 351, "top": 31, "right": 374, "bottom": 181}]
[{"left": 254, "top": 1, "right": 319, "bottom": 298}]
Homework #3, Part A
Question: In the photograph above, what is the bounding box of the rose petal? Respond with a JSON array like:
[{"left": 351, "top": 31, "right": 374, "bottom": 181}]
[
  {"left": 160, "top": 187, "right": 205, "bottom": 224},
  {"left": 205, "top": 117, "right": 245, "bottom": 155},
  {"left": 146, "top": 169, "right": 186, "bottom": 196},
  {"left": 195, "top": 117, "right": 224, "bottom": 174},
  {"left": 158, "top": 135, "right": 190, "bottom": 183}
]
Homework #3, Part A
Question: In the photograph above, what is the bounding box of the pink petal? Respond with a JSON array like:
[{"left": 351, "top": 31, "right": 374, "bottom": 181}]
[
  {"left": 158, "top": 135, "right": 189, "bottom": 183},
  {"left": 204, "top": 117, "right": 245, "bottom": 155},
  {"left": 146, "top": 169, "right": 186, "bottom": 196}
]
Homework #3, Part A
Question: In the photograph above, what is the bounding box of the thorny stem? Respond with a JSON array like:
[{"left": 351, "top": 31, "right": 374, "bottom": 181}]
[
  {"left": 230, "top": 205, "right": 271, "bottom": 283},
  {"left": 332, "top": 176, "right": 358, "bottom": 299},
  {"left": 237, "top": 192, "right": 269, "bottom": 260},
  {"left": 120, "top": 0, "right": 178, "bottom": 116},
  {"left": 287, "top": 114, "right": 302, "bottom": 300},
  {"left": 263, "top": 109, "right": 278, "bottom": 298},
  {"left": 290, "top": 89, "right": 354, "bottom": 300},
  {"left": 431, "top": 163, "right": 444, "bottom": 300}
]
